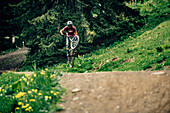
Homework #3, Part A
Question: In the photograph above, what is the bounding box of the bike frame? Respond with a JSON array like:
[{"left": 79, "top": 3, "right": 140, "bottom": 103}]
[{"left": 67, "top": 35, "right": 79, "bottom": 68}]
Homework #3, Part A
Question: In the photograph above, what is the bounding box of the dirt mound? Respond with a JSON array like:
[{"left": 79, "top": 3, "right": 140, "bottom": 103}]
[
  {"left": 0, "top": 47, "right": 28, "bottom": 72},
  {"left": 59, "top": 71, "right": 170, "bottom": 113}
]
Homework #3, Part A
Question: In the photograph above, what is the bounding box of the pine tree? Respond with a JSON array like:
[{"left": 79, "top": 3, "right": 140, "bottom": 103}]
[{"left": 8, "top": 0, "right": 143, "bottom": 69}]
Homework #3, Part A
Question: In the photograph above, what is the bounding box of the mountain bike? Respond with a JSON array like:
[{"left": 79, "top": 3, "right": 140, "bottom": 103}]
[{"left": 67, "top": 35, "right": 79, "bottom": 68}]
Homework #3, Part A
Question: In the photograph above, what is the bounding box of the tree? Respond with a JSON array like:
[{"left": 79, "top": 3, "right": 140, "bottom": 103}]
[{"left": 8, "top": 0, "right": 143, "bottom": 69}]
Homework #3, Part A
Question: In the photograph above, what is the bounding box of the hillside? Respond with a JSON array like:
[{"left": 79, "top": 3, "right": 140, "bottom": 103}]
[{"left": 53, "top": 20, "right": 170, "bottom": 72}]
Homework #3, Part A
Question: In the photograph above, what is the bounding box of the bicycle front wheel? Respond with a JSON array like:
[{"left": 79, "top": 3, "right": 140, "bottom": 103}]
[{"left": 71, "top": 35, "right": 79, "bottom": 50}]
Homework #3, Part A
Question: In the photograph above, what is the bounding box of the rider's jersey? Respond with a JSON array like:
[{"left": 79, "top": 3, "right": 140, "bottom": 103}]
[{"left": 63, "top": 26, "right": 77, "bottom": 37}]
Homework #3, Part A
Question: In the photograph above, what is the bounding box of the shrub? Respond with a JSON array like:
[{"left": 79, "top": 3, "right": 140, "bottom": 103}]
[
  {"left": 0, "top": 69, "right": 65, "bottom": 113},
  {"left": 155, "top": 64, "right": 164, "bottom": 70}
]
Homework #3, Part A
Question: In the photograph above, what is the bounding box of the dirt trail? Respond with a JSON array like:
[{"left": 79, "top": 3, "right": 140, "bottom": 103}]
[
  {"left": 59, "top": 71, "right": 170, "bottom": 113},
  {"left": 0, "top": 47, "right": 28, "bottom": 72}
]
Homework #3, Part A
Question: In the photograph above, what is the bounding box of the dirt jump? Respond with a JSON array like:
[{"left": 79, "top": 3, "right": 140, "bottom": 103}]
[{"left": 59, "top": 71, "right": 170, "bottom": 113}]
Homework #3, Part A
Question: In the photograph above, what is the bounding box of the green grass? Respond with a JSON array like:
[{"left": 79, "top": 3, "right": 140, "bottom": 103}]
[
  {"left": 53, "top": 20, "right": 170, "bottom": 72},
  {"left": 0, "top": 69, "right": 65, "bottom": 113}
]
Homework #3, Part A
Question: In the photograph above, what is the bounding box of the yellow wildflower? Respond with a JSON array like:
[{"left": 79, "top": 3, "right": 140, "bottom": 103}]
[
  {"left": 29, "top": 99, "right": 35, "bottom": 102},
  {"left": 26, "top": 104, "right": 29, "bottom": 107},
  {"left": 15, "top": 92, "right": 26, "bottom": 98},
  {"left": 41, "top": 72, "right": 45, "bottom": 75},
  {"left": 23, "top": 78, "right": 27, "bottom": 82},
  {"left": 32, "top": 89, "right": 35, "bottom": 92},
  {"left": 2, "top": 89, "right": 4, "bottom": 92},
  {"left": 28, "top": 91, "right": 32, "bottom": 94},
  {"left": 22, "top": 106, "right": 27, "bottom": 109},
  {"left": 45, "top": 96, "right": 48, "bottom": 100},
  {"left": 34, "top": 74, "right": 36, "bottom": 77},
  {"left": 25, "top": 74, "right": 29, "bottom": 77},
  {"left": 14, "top": 81, "right": 17, "bottom": 84},
  {"left": 54, "top": 92, "right": 59, "bottom": 96},
  {"left": 27, "top": 106, "right": 33, "bottom": 111},
  {"left": 34, "top": 89, "right": 38, "bottom": 93},
  {"left": 50, "top": 74, "right": 55, "bottom": 78},
  {"left": 25, "top": 108, "right": 29, "bottom": 111},
  {"left": 25, "top": 100, "right": 28, "bottom": 102},
  {"left": 18, "top": 102, "right": 23, "bottom": 105},
  {"left": 22, "top": 104, "right": 29, "bottom": 108},
  {"left": 29, "top": 106, "right": 33, "bottom": 110},
  {"left": 38, "top": 93, "right": 42, "bottom": 96},
  {"left": 50, "top": 91, "right": 54, "bottom": 93},
  {"left": 45, "top": 68, "right": 48, "bottom": 71},
  {"left": 49, "top": 96, "right": 52, "bottom": 99},
  {"left": 15, "top": 107, "right": 20, "bottom": 110},
  {"left": 31, "top": 78, "right": 33, "bottom": 82},
  {"left": 25, "top": 107, "right": 33, "bottom": 112},
  {"left": 9, "top": 85, "right": 12, "bottom": 87},
  {"left": 19, "top": 79, "right": 22, "bottom": 81}
]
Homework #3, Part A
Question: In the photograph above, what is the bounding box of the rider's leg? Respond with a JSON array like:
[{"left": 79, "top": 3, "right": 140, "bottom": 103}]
[
  {"left": 75, "top": 49, "right": 77, "bottom": 53},
  {"left": 66, "top": 37, "right": 70, "bottom": 57}
]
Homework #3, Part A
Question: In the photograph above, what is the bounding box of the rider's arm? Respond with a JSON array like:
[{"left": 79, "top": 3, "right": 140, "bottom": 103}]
[
  {"left": 74, "top": 27, "right": 77, "bottom": 35},
  {"left": 75, "top": 31, "right": 77, "bottom": 35},
  {"left": 60, "top": 28, "right": 64, "bottom": 35}
]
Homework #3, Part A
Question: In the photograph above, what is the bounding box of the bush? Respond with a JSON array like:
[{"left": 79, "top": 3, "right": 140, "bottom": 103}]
[
  {"left": 0, "top": 69, "right": 65, "bottom": 113},
  {"left": 155, "top": 64, "right": 164, "bottom": 70}
]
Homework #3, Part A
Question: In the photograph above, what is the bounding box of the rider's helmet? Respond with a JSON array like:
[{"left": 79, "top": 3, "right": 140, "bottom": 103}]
[{"left": 67, "top": 21, "right": 73, "bottom": 26}]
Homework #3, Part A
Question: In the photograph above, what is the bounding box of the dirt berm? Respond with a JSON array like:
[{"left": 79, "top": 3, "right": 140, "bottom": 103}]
[{"left": 59, "top": 71, "right": 170, "bottom": 113}]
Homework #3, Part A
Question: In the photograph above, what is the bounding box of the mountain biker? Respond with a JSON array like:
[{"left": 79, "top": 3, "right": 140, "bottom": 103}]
[{"left": 60, "top": 21, "right": 77, "bottom": 56}]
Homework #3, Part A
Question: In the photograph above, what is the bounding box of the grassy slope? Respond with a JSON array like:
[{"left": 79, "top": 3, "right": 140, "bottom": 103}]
[{"left": 53, "top": 20, "right": 170, "bottom": 72}]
